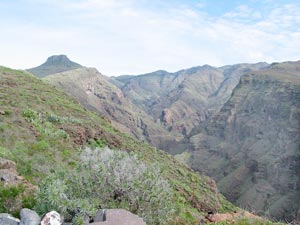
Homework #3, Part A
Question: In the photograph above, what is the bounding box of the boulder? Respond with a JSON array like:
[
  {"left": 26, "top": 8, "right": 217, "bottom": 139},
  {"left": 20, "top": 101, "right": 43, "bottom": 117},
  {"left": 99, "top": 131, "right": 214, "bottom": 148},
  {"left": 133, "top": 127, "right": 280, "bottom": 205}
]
[
  {"left": 41, "top": 211, "right": 62, "bottom": 225},
  {"left": 90, "top": 209, "right": 146, "bottom": 225},
  {"left": 0, "top": 213, "right": 20, "bottom": 225},
  {"left": 93, "top": 209, "right": 106, "bottom": 222},
  {"left": 20, "top": 208, "right": 41, "bottom": 225}
]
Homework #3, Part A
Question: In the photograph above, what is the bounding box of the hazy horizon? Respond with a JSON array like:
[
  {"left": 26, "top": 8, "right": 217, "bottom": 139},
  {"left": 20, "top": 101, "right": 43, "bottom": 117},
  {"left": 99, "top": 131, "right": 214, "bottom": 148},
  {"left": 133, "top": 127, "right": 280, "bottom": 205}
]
[{"left": 1, "top": 0, "right": 300, "bottom": 75}]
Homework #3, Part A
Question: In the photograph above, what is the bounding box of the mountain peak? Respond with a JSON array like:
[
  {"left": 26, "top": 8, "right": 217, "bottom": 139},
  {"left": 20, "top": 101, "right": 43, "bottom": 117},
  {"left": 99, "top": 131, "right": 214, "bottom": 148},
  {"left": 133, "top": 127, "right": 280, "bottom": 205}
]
[
  {"left": 45, "top": 55, "right": 71, "bottom": 64},
  {"left": 27, "top": 55, "right": 83, "bottom": 78}
]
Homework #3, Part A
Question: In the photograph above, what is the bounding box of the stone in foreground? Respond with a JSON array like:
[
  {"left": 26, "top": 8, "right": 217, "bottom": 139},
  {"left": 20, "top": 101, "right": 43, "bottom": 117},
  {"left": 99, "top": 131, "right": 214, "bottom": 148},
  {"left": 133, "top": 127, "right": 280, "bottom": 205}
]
[
  {"left": 0, "top": 213, "right": 20, "bottom": 225},
  {"left": 41, "top": 211, "right": 62, "bottom": 225},
  {"left": 20, "top": 208, "right": 41, "bottom": 225},
  {"left": 90, "top": 209, "right": 146, "bottom": 225}
]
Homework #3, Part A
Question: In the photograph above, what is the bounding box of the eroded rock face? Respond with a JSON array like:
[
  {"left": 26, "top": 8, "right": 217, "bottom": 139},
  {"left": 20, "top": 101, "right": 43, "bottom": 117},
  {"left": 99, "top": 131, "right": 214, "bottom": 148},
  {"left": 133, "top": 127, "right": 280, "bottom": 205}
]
[
  {"left": 43, "top": 67, "right": 172, "bottom": 149},
  {"left": 118, "top": 63, "right": 268, "bottom": 137},
  {"left": 189, "top": 61, "right": 300, "bottom": 221},
  {"left": 0, "top": 157, "right": 37, "bottom": 190},
  {"left": 41, "top": 211, "right": 62, "bottom": 225},
  {"left": 90, "top": 209, "right": 146, "bottom": 225}
]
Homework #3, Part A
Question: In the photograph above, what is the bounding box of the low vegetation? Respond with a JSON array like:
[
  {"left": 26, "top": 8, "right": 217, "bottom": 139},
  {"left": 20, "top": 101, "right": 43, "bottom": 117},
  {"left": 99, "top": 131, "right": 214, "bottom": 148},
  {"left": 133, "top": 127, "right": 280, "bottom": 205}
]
[
  {"left": 0, "top": 66, "right": 234, "bottom": 224},
  {"left": 35, "top": 146, "right": 176, "bottom": 225},
  {"left": 0, "top": 66, "right": 285, "bottom": 224}
]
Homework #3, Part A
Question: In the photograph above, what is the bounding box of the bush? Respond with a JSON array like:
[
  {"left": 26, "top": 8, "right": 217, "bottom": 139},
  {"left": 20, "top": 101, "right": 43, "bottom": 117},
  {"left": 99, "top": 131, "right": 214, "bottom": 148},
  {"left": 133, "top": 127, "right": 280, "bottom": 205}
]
[
  {"left": 35, "top": 147, "right": 176, "bottom": 225},
  {"left": 0, "top": 183, "right": 26, "bottom": 217}
]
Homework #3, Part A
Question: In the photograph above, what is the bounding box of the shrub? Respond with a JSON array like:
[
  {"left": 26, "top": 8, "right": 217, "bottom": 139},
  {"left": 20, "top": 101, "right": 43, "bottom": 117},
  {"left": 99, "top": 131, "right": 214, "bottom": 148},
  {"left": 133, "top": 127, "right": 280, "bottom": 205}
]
[
  {"left": 0, "top": 183, "right": 26, "bottom": 217},
  {"left": 22, "top": 109, "right": 69, "bottom": 139},
  {"left": 35, "top": 147, "right": 176, "bottom": 225}
]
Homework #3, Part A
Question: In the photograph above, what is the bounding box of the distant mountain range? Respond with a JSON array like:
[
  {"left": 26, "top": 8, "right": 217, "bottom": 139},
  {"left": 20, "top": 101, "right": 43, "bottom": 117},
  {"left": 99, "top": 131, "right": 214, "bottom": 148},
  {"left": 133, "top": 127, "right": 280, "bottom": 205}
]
[{"left": 27, "top": 55, "right": 300, "bottom": 222}]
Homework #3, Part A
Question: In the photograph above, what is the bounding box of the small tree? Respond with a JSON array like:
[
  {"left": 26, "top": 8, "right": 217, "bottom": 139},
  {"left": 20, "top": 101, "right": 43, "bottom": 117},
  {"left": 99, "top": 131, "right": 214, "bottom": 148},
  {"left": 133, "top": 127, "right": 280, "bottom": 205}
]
[{"left": 35, "top": 147, "right": 176, "bottom": 225}]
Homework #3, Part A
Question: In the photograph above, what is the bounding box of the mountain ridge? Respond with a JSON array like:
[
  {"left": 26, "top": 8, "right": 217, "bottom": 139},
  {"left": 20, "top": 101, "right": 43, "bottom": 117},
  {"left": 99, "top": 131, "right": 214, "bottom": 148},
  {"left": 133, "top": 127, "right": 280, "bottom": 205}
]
[
  {"left": 187, "top": 60, "right": 300, "bottom": 221},
  {"left": 27, "top": 55, "right": 82, "bottom": 78},
  {"left": 0, "top": 65, "right": 236, "bottom": 224}
]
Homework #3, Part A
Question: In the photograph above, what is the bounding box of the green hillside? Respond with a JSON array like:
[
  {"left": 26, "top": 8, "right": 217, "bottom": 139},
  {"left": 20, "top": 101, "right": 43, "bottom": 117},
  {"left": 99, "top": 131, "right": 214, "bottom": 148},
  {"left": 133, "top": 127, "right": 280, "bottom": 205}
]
[{"left": 0, "top": 66, "right": 234, "bottom": 224}]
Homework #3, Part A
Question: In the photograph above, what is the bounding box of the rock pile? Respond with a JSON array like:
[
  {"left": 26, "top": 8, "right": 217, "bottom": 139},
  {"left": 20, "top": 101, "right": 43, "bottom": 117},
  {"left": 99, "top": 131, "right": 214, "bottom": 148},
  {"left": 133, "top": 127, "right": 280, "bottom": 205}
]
[
  {"left": 0, "top": 209, "right": 40, "bottom": 225},
  {"left": 0, "top": 209, "right": 147, "bottom": 225}
]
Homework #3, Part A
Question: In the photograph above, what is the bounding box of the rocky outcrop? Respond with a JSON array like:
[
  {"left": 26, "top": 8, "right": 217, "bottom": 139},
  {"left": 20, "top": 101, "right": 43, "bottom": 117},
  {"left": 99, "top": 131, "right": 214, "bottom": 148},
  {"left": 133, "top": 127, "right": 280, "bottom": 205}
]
[
  {"left": 205, "top": 211, "right": 261, "bottom": 223},
  {"left": 188, "top": 61, "right": 300, "bottom": 221},
  {"left": 27, "top": 55, "right": 82, "bottom": 78},
  {"left": 90, "top": 209, "right": 146, "bottom": 225},
  {"left": 0, "top": 158, "right": 37, "bottom": 191}
]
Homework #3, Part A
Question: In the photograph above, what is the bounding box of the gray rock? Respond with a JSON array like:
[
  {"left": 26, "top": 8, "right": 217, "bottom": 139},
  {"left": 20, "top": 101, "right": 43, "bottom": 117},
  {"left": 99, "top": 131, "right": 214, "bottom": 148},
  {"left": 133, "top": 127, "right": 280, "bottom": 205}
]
[
  {"left": 20, "top": 208, "right": 40, "bottom": 225},
  {"left": 0, "top": 213, "right": 20, "bottom": 225},
  {"left": 41, "top": 211, "right": 62, "bottom": 225},
  {"left": 90, "top": 209, "right": 146, "bottom": 225},
  {"left": 93, "top": 209, "right": 106, "bottom": 222},
  {"left": 82, "top": 213, "right": 89, "bottom": 225}
]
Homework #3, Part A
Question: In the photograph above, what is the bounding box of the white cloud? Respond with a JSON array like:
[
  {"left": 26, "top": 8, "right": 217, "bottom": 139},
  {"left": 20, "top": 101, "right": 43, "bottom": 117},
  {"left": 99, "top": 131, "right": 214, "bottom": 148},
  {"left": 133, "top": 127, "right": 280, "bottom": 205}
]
[{"left": 0, "top": 0, "right": 299, "bottom": 75}]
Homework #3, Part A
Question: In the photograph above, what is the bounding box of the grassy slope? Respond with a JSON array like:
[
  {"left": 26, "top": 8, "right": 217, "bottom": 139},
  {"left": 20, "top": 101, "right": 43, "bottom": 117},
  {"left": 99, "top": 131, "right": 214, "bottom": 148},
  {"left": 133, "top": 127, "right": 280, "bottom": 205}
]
[
  {"left": 43, "top": 67, "right": 176, "bottom": 148},
  {"left": 0, "top": 66, "right": 234, "bottom": 224}
]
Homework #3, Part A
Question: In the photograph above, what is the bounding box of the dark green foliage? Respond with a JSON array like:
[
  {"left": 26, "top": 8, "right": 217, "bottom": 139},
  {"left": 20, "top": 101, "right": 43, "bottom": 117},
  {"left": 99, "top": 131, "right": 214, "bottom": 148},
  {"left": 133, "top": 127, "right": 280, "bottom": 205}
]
[
  {"left": 0, "top": 184, "right": 25, "bottom": 217},
  {"left": 87, "top": 139, "right": 107, "bottom": 148}
]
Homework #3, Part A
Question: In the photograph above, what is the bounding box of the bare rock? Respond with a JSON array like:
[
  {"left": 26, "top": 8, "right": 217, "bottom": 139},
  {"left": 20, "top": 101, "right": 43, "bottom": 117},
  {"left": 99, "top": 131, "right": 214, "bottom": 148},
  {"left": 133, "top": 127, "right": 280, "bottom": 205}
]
[
  {"left": 41, "top": 211, "right": 62, "bottom": 225},
  {"left": 0, "top": 157, "right": 37, "bottom": 190},
  {"left": 0, "top": 213, "right": 20, "bottom": 225},
  {"left": 93, "top": 209, "right": 106, "bottom": 222},
  {"left": 90, "top": 209, "right": 146, "bottom": 225},
  {"left": 20, "top": 208, "right": 41, "bottom": 225}
]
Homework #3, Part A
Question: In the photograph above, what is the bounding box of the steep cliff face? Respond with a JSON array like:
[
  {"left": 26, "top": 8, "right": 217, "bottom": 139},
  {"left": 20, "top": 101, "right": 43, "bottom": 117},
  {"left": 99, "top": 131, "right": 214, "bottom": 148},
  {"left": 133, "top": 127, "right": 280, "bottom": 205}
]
[
  {"left": 44, "top": 68, "right": 175, "bottom": 148},
  {"left": 188, "top": 61, "right": 300, "bottom": 221},
  {"left": 117, "top": 63, "right": 268, "bottom": 137}
]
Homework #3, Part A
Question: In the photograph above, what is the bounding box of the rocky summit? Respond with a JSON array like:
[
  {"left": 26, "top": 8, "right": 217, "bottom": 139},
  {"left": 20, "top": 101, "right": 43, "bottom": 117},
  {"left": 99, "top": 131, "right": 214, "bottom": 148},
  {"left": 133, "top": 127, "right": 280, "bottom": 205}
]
[{"left": 27, "top": 55, "right": 82, "bottom": 78}]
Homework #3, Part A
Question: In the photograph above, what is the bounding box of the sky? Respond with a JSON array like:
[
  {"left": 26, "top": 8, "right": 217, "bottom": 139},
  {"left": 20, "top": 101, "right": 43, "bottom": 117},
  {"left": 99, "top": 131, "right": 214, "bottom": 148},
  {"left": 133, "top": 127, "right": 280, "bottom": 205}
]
[{"left": 0, "top": 0, "right": 300, "bottom": 75}]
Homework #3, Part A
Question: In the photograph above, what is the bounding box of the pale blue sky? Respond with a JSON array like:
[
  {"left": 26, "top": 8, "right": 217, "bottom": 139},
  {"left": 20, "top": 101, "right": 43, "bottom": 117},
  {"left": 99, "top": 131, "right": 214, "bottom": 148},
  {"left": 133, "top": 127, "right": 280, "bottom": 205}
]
[{"left": 1, "top": 0, "right": 300, "bottom": 75}]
